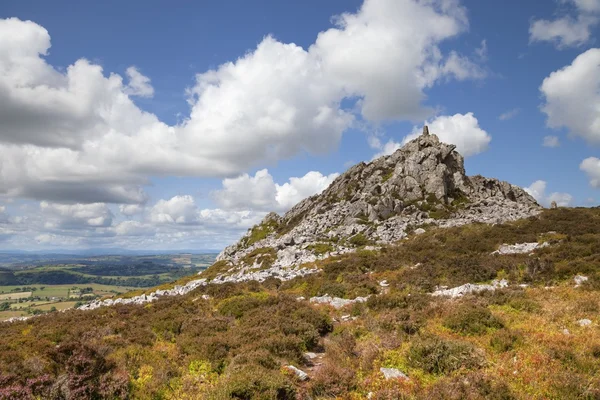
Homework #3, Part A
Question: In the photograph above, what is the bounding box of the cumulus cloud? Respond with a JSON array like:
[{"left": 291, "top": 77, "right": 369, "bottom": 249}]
[
  {"left": 112, "top": 220, "right": 155, "bottom": 236},
  {"left": 543, "top": 135, "right": 561, "bottom": 147},
  {"left": 0, "top": 2, "right": 484, "bottom": 205},
  {"left": 40, "top": 202, "right": 113, "bottom": 229},
  {"left": 529, "top": 0, "right": 600, "bottom": 48},
  {"left": 525, "top": 180, "right": 573, "bottom": 207},
  {"left": 400, "top": 113, "right": 491, "bottom": 157},
  {"left": 148, "top": 195, "right": 263, "bottom": 228},
  {"left": 540, "top": 48, "right": 600, "bottom": 145},
  {"left": 581, "top": 157, "right": 600, "bottom": 187},
  {"left": 213, "top": 169, "right": 339, "bottom": 212},
  {"left": 124, "top": 67, "right": 154, "bottom": 98},
  {"left": 119, "top": 204, "right": 144, "bottom": 217}
]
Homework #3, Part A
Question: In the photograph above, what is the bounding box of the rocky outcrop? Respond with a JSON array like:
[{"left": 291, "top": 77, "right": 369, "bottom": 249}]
[{"left": 216, "top": 127, "right": 541, "bottom": 280}]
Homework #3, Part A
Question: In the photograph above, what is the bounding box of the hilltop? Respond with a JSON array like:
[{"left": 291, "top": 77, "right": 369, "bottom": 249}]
[{"left": 215, "top": 127, "right": 540, "bottom": 283}]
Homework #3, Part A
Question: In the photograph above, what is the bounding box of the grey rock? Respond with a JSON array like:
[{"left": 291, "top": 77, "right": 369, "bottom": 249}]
[
  {"left": 578, "top": 319, "right": 592, "bottom": 327},
  {"left": 414, "top": 228, "right": 426, "bottom": 235},
  {"left": 432, "top": 279, "right": 509, "bottom": 298},
  {"left": 309, "top": 294, "right": 370, "bottom": 309},
  {"left": 285, "top": 365, "right": 309, "bottom": 381},
  {"left": 380, "top": 367, "right": 409, "bottom": 380},
  {"left": 492, "top": 242, "right": 549, "bottom": 255},
  {"left": 574, "top": 275, "right": 589, "bottom": 286}
]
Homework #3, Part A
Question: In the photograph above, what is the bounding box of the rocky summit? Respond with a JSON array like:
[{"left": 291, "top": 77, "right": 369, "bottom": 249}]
[{"left": 216, "top": 127, "right": 541, "bottom": 279}]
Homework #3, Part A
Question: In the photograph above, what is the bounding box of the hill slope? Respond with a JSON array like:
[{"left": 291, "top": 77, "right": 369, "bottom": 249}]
[{"left": 1, "top": 208, "right": 600, "bottom": 399}]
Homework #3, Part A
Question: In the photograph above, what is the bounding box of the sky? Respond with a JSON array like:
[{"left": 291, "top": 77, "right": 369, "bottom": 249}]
[{"left": 1, "top": 0, "right": 600, "bottom": 252}]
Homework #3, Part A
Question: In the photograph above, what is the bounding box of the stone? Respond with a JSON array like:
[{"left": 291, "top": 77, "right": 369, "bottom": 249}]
[
  {"left": 285, "top": 365, "right": 309, "bottom": 381},
  {"left": 380, "top": 367, "right": 409, "bottom": 380},
  {"left": 574, "top": 275, "right": 589, "bottom": 286},
  {"left": 578, "top": 319, "right": 592, "bottom": 327},
  {"left": 414, "top": 228, "right": 426, "bottom": 235},
  {"left": 309, "top": 294, "right": 370, "bottom": 309},
  {"left": 492, "top": 242, "right": 549, "bottom": 255},
  {"left": 432, "top": 279, "right": 508, "bottom": 298}
]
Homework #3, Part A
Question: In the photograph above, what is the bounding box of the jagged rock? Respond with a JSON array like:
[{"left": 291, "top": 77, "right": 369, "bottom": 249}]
[
  {"left": 574, "top": 275, "right": 589, "bottom": 286},
  {"left": 309, "top": 294, "right": 369, "bottom": 309},
  {"left": 492, "top": 242, "right": 549, "bottom": 255},
  {"left": 285, "top": 365, "right": 309, "bottom": 381},
  {"left": 578, "top": 319, "right": 592, "bottom": 327},
  {"left": 216, "top": 129, "right": 541, "bottom": 281},
  {"left": 432, "top": 279, "right": 509, "bottom": 298},
  {"left": 380, "top": 367, "right": 409, "bottom": 380}
]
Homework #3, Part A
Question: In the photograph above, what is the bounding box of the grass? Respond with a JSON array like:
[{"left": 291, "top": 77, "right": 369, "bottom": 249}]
[
  {"left": 0, "top": 283, "right": 137, "bottom": 298},
  {"left": 35, "top": 301, "right": 79, "bottom": 311},
  {"left": 0, "top": 310, "right": 27, "bottom": 319},
  {"left": 0, "top": 291, "right": 32, "bottom": 300}
]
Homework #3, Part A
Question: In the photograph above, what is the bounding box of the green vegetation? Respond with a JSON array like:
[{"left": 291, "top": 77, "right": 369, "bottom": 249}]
[
  {"left": 443, "top": 303, "right": 505, "bottom": 335},
  {"left": 348, "top": 232, "right": 369, "bottom": 246},
  {"left": 0, "top": 283, "right": 137, "bottom": 321},
  {"left": 306, "top": 243, "right": 334, "bottom": 255},
  {"left": 1, "top": 208, "right": 600, "bottom": 398}
]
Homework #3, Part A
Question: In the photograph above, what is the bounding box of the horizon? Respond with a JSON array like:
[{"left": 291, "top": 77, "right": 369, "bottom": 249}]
[{"left": 1, "top": 0, "right": 600, "bottom": 251}]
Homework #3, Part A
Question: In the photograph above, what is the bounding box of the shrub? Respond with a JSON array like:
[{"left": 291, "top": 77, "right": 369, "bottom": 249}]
[
  {"left": 424, "top": 372, "right": 516, "bottom": 400},
  {"left": 207, "top": 365, "right": 295, "bottom": 400},
  {"left": 443, "top": 304, "right": 504, "bottom": 335},
  {"left": 407, "top": 336, "right": 484, "bottom": 374},
  {"left": 489, "top": 329, "right": 523, "bottom": 353},
  {"left": 349, "top": 233, "right": 369, "bottom": 246}
]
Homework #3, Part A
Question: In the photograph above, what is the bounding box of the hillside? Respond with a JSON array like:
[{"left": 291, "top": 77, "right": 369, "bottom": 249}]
[{"left": 0, "top": 208, "right": 599, "bottom": 399}]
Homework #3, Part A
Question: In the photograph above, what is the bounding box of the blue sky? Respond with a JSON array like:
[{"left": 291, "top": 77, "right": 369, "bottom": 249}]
[{"left": 0, "top": 0, "right": 599, "bottom": 251}]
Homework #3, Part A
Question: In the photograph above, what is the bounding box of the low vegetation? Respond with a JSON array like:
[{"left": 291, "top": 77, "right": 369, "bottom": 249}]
[{"left": 1, "top": 208, "right": 600, "bottom": 399}]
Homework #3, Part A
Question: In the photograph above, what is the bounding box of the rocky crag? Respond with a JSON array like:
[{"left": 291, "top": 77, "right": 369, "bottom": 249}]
[{"left": 216, "top": 126, "right": 541, "bottom": 280}]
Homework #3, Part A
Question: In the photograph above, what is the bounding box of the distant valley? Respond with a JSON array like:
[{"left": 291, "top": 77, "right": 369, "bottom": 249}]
[{"left": 0, "top": 252, "right": 216, "bottom": 321}]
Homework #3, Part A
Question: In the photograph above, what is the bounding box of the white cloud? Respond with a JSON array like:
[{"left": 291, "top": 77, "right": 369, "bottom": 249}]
[
  {"left": 498, "top": 108, "right": 520, "bottom": 121},
  {"left": 213, "top": 169, "right": 339, "bottom": 212},
  {"left": 275, "top": 171, "right": 340, "bottom": 211},
  {"left": 401, "top": 113, "right": 491, "bottom": 157},
  {"left": 119, "top": 204, "right": 144, "bottom": 217},
  {"left": 148, "top": 195, "right": 263, "bottom": 228},
  {"left": 540, "top": 48, "right": 600, "bottom": 145},
  {"left": 529, "top": 0, "right": 600, "bottom": 49},
  {"left": 568, "top": 0, "right": 600, "bottom": 13},
  {"left": 543, "top": 135, "right": 561, "bottom": 147},
  {"left": 39, "top": 202, "right": 113, "bottom": 229},
  {"left": 124, "top": 66, "right": 154, "bottom": 98},
  {"left": 580, "top": 157, "right": 600, "bottom": 187},
  {"left": 112, "top": 220, "right": 155, "bottom": 236},
  {"left": 371, "top": 139, "right": 402, "bottom": 159},
  {"left": 149, "top": 195, "right": 201, "bottom": 225},
  {"left": 0, "top": 3, "right": 485, "bottom": 205},
  {"left": 529, "top": 16, "right": 598, "bottom": 48},
  {"left": 525, "top": 180, "right": 573, "bottom": 207}
]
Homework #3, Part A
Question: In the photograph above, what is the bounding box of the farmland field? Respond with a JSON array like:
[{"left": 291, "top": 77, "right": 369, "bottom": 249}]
[
  {"left": 0, "top": 291, "right": 32, "bottom": 300},
  {"left": 0, "top": 252, "right": 217, "bottom": 321}
]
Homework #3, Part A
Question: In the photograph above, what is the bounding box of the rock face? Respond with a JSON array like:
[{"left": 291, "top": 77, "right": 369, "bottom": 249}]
[{"left": 216, "top": 128, "right": 541, "bottom": 280}]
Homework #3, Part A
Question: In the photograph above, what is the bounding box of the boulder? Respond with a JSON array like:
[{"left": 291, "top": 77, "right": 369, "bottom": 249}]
[{"left": 380, "top": 367, "right": 409, "bottom": 380}]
